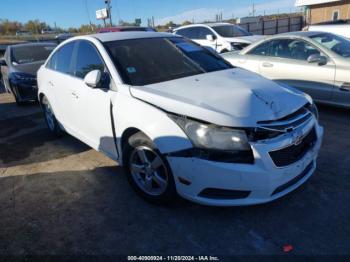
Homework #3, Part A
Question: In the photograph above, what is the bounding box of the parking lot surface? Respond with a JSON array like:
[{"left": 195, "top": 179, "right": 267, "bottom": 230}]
[{"left": 0, "top": 86, "right": 349, "bottom": 256}]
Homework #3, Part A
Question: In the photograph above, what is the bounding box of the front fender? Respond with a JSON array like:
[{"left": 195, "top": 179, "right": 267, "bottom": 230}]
[{"left": 113, "top": 91, "right": 193, "bottom": 156}]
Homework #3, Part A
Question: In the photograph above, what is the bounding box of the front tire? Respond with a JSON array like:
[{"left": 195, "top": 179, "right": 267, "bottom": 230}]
[
  {"left": 41, "top": 96, "right": 63, "bottom": 137},
  {"left": 123, "top": 132, "right": 177, "bottom": 204}
]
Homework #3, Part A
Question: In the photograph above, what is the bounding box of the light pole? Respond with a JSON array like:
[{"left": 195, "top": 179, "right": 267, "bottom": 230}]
[{"left": 105, "top": 0, "right": 113, "bottom": 27}]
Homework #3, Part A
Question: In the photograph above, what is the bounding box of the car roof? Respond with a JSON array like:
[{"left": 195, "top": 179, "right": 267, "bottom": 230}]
[
  {"left": 91, "top": 31, "right": 177, "bottom": 42},
  {"left": 276, "top": 31, "right": 327, "bottom": 38},
  {"left": 10, "top": 42, "right": 57, "bottom": 49},
  {"left": 174, "top": 22, "right": 233, "bottom": 30}
]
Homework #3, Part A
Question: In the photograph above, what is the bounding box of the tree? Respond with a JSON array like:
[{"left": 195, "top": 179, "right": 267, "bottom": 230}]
[
  {"left": 164, "top": 21, "right": 176, "bottom": 29},
  {"left": 182, "top": 20, "right": 192, "bottom": 26},
  {"left": 0, "top": 19, "right": 22, "bottom": 35},
  {"left": 24, "top": 20, "right": 48, "bottom": 34}
]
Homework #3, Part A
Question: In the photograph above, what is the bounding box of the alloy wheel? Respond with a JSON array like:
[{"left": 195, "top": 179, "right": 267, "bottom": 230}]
[{"left": 129, "top": 146, "right": 169, "bottom": 196}]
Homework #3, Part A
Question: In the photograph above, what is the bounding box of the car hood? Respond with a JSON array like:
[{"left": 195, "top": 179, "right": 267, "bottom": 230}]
[
  {"left": 224, "top": 35, "right": 266, "bottom": 44},
  {"left": 12, "top": 61, "right": 45, "bottom": 76},
  {"left": 130, "top": 68, "right": 308, "bottom": 127}
]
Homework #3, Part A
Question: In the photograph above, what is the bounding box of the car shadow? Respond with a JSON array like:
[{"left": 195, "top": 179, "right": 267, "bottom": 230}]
[{"left": 0, "top": 110, "right": 90, "bottom": 168}]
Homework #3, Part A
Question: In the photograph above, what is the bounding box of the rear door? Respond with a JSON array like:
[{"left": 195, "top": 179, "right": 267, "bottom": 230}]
[
  {"left": 235, "top": 40, "right": 273, "bottom": 74},
  {"left": 68, "top": 40, "right": 117, "bottom": 157},
  {"left": 44, "top": 41, "right": 77, "bottom": 130},
  {"left": 258, "top": 38, "right": 335, "bottom": 101}
]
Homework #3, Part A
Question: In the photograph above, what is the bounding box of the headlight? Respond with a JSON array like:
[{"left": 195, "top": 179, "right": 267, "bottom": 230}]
[
  {"left": 307, "top": 102, "right": 319, "bottom": 120},
  {"left": 168, "top": 114, "right": 251, "bottom": 151}
]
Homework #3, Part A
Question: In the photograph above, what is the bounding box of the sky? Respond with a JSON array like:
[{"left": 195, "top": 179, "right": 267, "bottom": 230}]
[{"left": 0, "top": 0, "right": 300, "bottom": 28}]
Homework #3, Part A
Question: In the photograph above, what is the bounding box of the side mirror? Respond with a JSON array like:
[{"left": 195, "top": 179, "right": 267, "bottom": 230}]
[
  {"left": 206, "top": 34, "right": 216, "bottom": 42},
  {"left": 307, "top": 54, "right": 327, "bottom": 66},
  {"left": 0, "top": 59, "right": 6, "bottom": 66},
  {"left": 84, "top": 70, "right": 101, "bottom": 88}
]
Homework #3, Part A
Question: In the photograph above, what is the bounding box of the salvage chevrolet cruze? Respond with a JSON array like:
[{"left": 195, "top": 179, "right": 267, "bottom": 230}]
[{"left": 37, "top": 32, "right": 324, "bottom": 206}]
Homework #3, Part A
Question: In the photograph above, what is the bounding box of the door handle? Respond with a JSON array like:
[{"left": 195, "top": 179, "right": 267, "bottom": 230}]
[
  {"left": 48, "top": 81, "right": 54, "bottom": 87},
  {"left": 71, "top": 92, "right": 79, "bottom": 99},
  {"left": 262, "top": 62, "right": 274, "bottom": 68}
]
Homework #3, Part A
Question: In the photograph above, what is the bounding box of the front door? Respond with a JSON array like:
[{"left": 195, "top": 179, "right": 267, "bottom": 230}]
[
  {"left": 68, "top": 40, "right": 117, "bottom": 158},
  {"left": 259, "top": 38, "right": 335, "bottom": 101}
]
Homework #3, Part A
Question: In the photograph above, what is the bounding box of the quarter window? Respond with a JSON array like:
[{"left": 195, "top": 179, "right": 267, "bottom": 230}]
[{"left": 74, "top": 41, "right": 105, "bottom": 79}]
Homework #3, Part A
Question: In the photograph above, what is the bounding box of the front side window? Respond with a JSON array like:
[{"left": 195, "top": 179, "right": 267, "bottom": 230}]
[
  {"left": 310, "top": 33, "right": 350, "bottom": 58},
  {"left": 269, "top": 39, "right": 321, "bottom": 60},
  {"left": 196, "top": 27, "right": 213, "bottom": 39},
  {"left": 212, "top": 25, "right": 252, "bottom": 37},
  {"left": 11, "top": 45, "right": 56, "bottom": 65},
  {"left": 74, "top": 41, "right": 105, "bottom": 79},
  {"left": 47, "top": 42, "right": 75, "bottom": 74},
  {"left": 104, "top": 37, "right": 232, "bottom": 86}
]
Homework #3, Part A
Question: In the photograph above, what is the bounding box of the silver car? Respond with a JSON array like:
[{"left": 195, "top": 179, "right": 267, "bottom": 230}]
[{"left": 222, "top": 31, "right": 350, "bottom": 108}]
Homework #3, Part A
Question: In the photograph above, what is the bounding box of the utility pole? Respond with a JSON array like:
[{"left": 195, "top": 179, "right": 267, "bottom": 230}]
[
  {"left": 105, "top": 0, "right": 113, "bottom": 27},
  {"left": 252, "top": 3, "right": 256, "bottom": 17}
]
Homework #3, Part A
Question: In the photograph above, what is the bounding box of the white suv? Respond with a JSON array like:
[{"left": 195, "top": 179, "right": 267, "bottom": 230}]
[
  {"left": 38, "top": 32, "right": 323, "bottom": 206},
  {"left": 174, "top": 23, "right": 265, "bottom": 53}
]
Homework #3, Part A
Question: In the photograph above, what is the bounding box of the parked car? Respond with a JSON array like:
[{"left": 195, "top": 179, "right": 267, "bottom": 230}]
[
  {"left": 222, "top": 31, "right": 350, "bottom": 108},
  {"left": 173, "top": 23, "right": 265, "bottom": 53},
  {"left": 38, "top": 32, "right": 323, "bottom": 206},
  {"left": 16, "top": 30, "right": 32, "bottom": 36},
  {"left": 41, "top": 28, "right": 56, "bottom": 35},
  {"left": 55, "top": 32, "right": 74, "bottom": 43},
  {"left": 97, "top": 26, "right": 157, "bottom": 34},
  {"left": 305, "top": 19, "right": 350, "bottom": 39},
  {"left": 0, "top": 42, "right": 57, "bottom": 105}
]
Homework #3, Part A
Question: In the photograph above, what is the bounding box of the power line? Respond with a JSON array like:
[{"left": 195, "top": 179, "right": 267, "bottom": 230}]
[{"left": 83, "top": 0, "right": 94, "bottom": 31}]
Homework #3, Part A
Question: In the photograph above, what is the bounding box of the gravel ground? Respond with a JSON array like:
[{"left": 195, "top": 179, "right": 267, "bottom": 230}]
[{"left": 0, "top": 87, "right": 349, "bottom": 257}]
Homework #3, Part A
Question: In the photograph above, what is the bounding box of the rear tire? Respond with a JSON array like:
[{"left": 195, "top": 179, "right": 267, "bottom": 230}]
[
  {"left": 123, "top": 132, "right": 177, "bottom": 204},
  {"left": 41, "top": 95, "right": 63, "bottom": 137}
]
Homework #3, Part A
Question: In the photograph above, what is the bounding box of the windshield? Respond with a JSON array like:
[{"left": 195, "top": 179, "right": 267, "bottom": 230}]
[
  {"left": 12, "top": 45, "right": 56, "bottom": 64},
  {"left": 104, "top": 37, "right": 232, "bottom": 86},
  {"left": 310, "top": 33, "right": 350, "bottom": 58},
  {"left": 212, "top": 25, "right": 252, "bottom": 37}
]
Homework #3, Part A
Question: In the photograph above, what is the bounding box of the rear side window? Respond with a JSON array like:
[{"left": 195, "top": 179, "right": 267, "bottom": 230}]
[
  {"left": 248, "top": 41, "right": 271, "bottom": 56},
  {"left": 11, "top": 45, "right": 56, "bottom": 65},
  {"left": 74, "top": 41, "right": 105, "bottom": 79},
  {"left": 47, "top": 42, "right": 75, "bottom": 74},
  {"left": 175, "top": 28, "right": 198, "bottom": 39}
]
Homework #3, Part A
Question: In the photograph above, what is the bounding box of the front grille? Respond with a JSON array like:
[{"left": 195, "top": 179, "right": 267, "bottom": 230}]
[
  {"left": 269, "top": 127, "right": 317, "bottom": 167},
  {"left": 271, "top": 161, "right": 314, "bottom": 196},
  {"left": 254, "top": 105, "right": 313, "bottom": 141}
]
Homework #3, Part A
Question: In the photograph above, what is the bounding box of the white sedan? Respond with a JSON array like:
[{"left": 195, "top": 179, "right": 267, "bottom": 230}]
[
  {"left": 222, "top": 31, "right": 350, "bottom": 108},
  {"left": 37, "top": 32, "right": 323, "bottom": 206}
]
